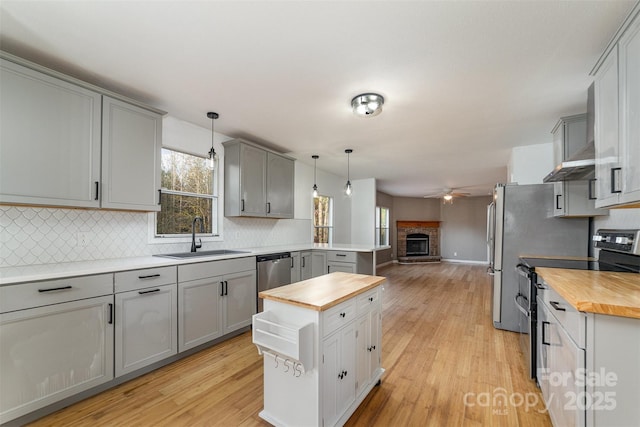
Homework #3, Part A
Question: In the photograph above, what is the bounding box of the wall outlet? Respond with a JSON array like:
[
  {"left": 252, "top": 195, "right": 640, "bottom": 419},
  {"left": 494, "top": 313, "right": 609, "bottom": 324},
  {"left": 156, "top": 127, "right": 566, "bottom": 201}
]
[
  {"left": 77, "top": 232, "right": 89, "bottom": 247},
  {"left": 454, "top": 252, "right": 457, "bottom": 257}
]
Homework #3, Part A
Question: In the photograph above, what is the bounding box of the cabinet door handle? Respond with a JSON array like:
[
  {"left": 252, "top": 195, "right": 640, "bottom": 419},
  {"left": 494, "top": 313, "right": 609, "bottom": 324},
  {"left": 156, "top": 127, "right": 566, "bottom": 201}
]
[
  {"left": 158, "top": 189, "right": 162, "bottom": 205},
  {"left": 138, "top": 274, "right": 161, "bottom": 280},
  {"left": 339, "top": 312, "right": 346, "bottom": 318},
  {"left": 301, "top": 257, "right": 305, "bottom": 268},
  {"left": 541, "top": 321, "right": 550, "bottom": 345},
  {"left": 291, "top": 258, "right": 294, "bottom": 269},
  {"left": 266, "top": 202, "right": 271, "bottom": 213},
  {"left": 225, "top": 281, "right": 228, "bottom": 296},
  {"left": 108, "top": 303, "right": 113, "bottom": 324},
  {"left": 611, "top": 168, "right": 622, "bottom": 194},
  {"left": 555, "top": 194, "right": 562, "bottom": 210},
  {"left": 327, "top": 265, "right": 330, "bottom": 274},
  {"left": 368, "top": 297, "right": 374, "bottom": 302},
  {"left": 241, "top": 199, "right": 245, "bottom": 212},
  {"left": 220, "top": 281, "right": 225, "bottom": 296},
  {"left": 38, "top": 285, "right": 72, "bottom": 293},
  {"left": 588, "top": 179, "right": 596, "bottom": 200},
  {"left": 94, "top": 181, "right": 100, "bottom": 201},
  {"left": 138, "top": 288, "right": 160, "bottom": 295},
  {"left": 535, "top": 282, "right": 547, "bottom": 290},
  {"left": 549, "top": 301, "right": 566, "bottom": 312}
]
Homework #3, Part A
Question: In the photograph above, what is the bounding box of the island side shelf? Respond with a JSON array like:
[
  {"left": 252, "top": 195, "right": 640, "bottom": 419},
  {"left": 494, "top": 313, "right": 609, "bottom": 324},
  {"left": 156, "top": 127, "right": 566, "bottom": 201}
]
[{"left": 254, "top": 272, "right": 386, "bottom": 427}]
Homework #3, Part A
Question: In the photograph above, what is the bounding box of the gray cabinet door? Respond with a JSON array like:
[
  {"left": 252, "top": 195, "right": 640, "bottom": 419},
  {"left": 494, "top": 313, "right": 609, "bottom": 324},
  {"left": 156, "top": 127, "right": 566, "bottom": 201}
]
[
  {"left": 222, "top": 269, "right": 257, "bottom": 334},
  {"left": 102, "top": 96, "right": 162, "bottom": 211},
  {"left": 266, "top": 152, "right": 294, "bottom": 218},
  {"left": 0, "top": 59, "right": 102, "bottom": 208},
  {"left": 240, "top": 143, "right": 267, "bottom": 216},
  {"left": 178, "top": 277, "right": 223, "bottom": 352}
]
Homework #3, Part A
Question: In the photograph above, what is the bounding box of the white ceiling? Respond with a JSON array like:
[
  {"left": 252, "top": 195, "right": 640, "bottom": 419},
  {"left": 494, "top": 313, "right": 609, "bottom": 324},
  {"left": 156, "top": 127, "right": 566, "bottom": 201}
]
[{"left": 1, "top": 0, "right": 636, "bottom": 197}]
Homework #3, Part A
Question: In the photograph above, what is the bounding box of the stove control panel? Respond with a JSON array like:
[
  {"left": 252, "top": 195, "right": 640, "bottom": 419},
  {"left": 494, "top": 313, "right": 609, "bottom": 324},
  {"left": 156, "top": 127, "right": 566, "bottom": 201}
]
[{"left": 593, "top": 229, "right": 640, "bottom": 255}]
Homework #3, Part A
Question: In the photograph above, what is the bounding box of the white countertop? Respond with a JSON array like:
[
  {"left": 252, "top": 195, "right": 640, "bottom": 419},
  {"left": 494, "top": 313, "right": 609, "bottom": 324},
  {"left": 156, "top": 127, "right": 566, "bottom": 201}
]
[{"left": 0, "top": 243, "right": 390, "bottom": 285}]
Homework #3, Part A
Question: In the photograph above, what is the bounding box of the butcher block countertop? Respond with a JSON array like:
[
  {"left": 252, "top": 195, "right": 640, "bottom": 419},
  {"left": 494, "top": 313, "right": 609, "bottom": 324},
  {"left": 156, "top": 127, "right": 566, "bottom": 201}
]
[
  {"left": 536, "top": 267, "right": 640, "bottom": 319},
  {"left": 259, "top": 272, "right": 386, "bottom": 312}
]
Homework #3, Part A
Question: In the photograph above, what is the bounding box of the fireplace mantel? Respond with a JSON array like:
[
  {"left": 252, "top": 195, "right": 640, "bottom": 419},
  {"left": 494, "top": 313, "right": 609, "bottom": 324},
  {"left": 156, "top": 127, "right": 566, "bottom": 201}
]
[{"left": 397, "top": 221, "right": 440, "bottom": 229}]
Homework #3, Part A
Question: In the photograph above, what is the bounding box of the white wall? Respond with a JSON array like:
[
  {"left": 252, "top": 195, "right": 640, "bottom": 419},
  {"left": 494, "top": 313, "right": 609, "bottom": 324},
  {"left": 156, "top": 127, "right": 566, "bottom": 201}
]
[
  {"left": 508, "top": 142, "right": 553, "bottom": 184},
  {"left": 351, "top": 178, "right": 376, "bottom": 246}
]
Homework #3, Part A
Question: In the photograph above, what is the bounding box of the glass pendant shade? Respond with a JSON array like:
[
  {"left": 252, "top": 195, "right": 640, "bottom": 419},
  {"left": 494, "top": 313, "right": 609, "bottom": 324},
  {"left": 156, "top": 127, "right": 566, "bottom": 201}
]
[
  {"left": 207, "top": 112, "right": 218, "bottom": 170},
  {"left": 312, "top": 155, "right": 319, "bottom": 197},
  {"left": 344, "top": 149, "right": 353, "bottom": 197}
]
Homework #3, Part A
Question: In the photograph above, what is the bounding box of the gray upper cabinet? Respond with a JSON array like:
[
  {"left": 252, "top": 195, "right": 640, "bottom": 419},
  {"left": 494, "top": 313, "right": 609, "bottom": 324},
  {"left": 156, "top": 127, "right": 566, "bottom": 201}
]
[
  {"left": 551, "top": 114, "right": 606, "bottom": 217},
  {"left": 594, "top": 6, "right": 640, "bottom": 208},
  {"left": 0, "top": 54, "right": 165, "bottom": 211},
  {"left": 0, "top": 58, "right": 102, "bottom": 208},
  {"left": 101, "top": 96, "right": 162, "bottom": 211},
  {"left": 224, "top": 139, "right": 294, "bottom": 218},
  {"left": 266, "top": 152, "right": 294, "bottom": 218}
]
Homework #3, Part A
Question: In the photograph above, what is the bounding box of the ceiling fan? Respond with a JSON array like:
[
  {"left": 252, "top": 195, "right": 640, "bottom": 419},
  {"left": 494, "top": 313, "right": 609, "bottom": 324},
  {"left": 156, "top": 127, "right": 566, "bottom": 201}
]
[{"left": 423, "top": 188, "right": 472, "bottom": 203}]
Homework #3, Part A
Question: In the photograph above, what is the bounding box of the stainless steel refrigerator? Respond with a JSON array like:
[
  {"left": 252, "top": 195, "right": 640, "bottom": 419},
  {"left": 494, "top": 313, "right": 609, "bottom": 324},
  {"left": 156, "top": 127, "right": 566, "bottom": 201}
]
[{"left": 486, "top": 183, "right": 589, "bottom": 332}]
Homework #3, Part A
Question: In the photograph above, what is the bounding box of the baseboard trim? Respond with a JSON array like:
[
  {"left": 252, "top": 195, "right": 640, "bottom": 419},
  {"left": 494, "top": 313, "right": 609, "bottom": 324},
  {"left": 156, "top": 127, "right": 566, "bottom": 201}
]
[{"left": 441, "top": 258, "right": 489, "bottom": 265}]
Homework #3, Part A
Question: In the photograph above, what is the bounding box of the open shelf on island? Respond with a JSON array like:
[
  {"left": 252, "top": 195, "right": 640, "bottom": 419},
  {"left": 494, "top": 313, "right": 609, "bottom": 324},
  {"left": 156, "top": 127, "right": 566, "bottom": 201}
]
[{"left": 252, "top": 310, "right": 313, "bottom": 371}]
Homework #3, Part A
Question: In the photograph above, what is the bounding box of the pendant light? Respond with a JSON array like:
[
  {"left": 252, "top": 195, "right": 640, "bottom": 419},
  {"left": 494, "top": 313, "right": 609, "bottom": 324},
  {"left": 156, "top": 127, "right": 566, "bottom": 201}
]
[
  {"left": 206, "top": 112, "right": 219, "bottom": 170},
  {"left": 344, "top": 149, "right": 353, "bottom": 196},
  {"left": 312, "top": 155, "right": 319, "bottom": 197}
]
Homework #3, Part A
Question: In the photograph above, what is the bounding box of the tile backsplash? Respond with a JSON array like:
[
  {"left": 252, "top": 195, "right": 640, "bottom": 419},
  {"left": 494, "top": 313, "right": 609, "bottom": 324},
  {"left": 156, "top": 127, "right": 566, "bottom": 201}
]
[{"left": 0, "top": 206, "right": 312, "bottom": 267}]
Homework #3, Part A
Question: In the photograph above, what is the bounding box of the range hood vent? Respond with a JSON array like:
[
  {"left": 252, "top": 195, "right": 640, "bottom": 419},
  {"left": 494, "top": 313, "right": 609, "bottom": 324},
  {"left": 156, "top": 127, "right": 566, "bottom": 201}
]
[
  {"left": 543, "top": 142, "right": 595, "bottom": 182},
  {"left": 543, "top": 83, "right": 595, "bottom": 183}
]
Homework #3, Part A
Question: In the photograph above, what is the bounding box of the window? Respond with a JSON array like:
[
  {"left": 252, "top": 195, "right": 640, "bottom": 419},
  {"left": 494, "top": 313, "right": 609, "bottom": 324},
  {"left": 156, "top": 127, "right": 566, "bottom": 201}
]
[
  {"left": 313, "top": 195, "right": 333, "bottom": 244},
  {"left": 156, "top": 148, "right": 218, "bottom": 236},
  {"left": 376, "top": 206, "right": 390, "bottom": 246}
]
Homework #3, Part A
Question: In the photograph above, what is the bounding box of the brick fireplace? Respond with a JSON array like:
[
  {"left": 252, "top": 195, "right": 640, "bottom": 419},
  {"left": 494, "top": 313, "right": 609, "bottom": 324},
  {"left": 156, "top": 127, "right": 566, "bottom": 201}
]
[{"left": 397, "top": 221, "right": 441, "bottom": 263}]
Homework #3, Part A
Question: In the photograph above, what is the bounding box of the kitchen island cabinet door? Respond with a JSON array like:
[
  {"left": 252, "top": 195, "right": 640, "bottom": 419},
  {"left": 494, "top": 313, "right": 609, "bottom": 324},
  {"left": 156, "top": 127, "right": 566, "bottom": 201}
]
[
  {"left": 222, "top": 269, "right": 257, "bottom": 334},
  {"left": 101, "top": 96, "right": 162, "bottom": 211},
  {"left": 178, "top": 276, "right": 223, "bottom": 352},
  {"left": 322, "top": 324, "right": 356, "bottom": 427},
  {"left": 0, "top": 295, "right": 114, "bottom": 424},
  {"left": 115, "top": 283, "right": 177, "bottom": 377},
  {"left": 0, "top": 58, "right": 102, "bottom": 208}
]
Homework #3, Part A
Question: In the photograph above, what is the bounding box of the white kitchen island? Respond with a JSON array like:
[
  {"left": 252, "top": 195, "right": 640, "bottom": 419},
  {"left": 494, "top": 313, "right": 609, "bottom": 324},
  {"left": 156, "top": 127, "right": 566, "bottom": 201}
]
[{"left": 253, "top": 272, "right": 385, "bottom": 427}]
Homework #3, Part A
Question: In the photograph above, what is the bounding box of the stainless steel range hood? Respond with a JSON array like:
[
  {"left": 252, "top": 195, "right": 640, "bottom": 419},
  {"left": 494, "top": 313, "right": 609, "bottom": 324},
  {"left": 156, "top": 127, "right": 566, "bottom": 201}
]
[
  {"left": 543, "top": 142, "right": 595, "bottom": 182},
  {"left": 543, "top": 83, "right": 595, "bottom": 183}
]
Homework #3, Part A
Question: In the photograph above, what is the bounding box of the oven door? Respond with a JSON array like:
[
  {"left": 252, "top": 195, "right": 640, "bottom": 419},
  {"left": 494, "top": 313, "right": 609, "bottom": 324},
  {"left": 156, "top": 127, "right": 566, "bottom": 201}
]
[{"left": 515, "top": 264, "right": 536, "bottom": 380}]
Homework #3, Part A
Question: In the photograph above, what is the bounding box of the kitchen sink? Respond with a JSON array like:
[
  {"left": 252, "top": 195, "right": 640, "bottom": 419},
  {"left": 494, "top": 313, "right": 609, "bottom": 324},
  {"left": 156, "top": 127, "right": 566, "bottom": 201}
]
[{"left": 154, "top": 249, "right": 250, "bottom": 259}]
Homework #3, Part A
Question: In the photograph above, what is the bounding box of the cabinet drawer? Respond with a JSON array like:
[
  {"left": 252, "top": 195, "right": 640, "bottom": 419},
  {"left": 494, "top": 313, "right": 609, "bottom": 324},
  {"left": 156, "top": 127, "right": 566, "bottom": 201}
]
[
  {"left": 115, "top": 266, "right": 176, "bottom": 293},
  {"left": 178, "top": 257, "right": 256, "bottom": 282},
  {"left": 0, "top": 274, "right": 113, "bottom": 313},
  {"left": 322, "top": 300, "right": 356, "bottom": 337},
  {"left": 357, "top": 288, "right": 380, "bottom": 315},
  {"left": 540, "top": 282, "right": 586, "bottom": 348},
  {"left": 326, "top": 251, "right": 357, "bottom": 263}
]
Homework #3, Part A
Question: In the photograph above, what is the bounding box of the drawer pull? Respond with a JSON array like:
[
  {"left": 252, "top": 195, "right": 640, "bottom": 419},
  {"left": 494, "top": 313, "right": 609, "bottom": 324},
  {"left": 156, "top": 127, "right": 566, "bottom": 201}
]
[
  {"left": 542, "top": 321, "right": 550, "bottom": 345},
  {"left": 336, "top": 253, "right": 347, "bottom": 257},
  {"left": 38, "top": 285, "right": 72, "bottom": 293},
  {"left": 138, "top": 288, "right": 160, "bottom": 295},
  {"left": 138, "top": 274, "right": 161, "bottom": 280},
  {"left": 549, "top": 301, "right": 566, "bottom": 312}
]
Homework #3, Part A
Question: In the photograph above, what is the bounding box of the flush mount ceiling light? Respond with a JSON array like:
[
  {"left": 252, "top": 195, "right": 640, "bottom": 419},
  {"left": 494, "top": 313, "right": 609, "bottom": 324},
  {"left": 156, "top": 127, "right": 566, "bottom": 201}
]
[
  {"left": 206, "top": 112, "right": 219, "bottom": 170},
  {"left": 344, "top": 149, "right": 353, "bottom": 196},
  {"left": 312, "top": 155, "right": 319, "bottom": 197},
  {"left": 351, "top": 93, "right": 384, "bottom": 117}
]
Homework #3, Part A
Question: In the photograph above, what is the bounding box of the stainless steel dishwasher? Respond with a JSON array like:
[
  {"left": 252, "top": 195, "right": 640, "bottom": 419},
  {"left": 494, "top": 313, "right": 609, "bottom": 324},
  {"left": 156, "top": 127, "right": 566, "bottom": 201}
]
[{"left": 256, "top": 252, "right": 292, "bottom": 312}]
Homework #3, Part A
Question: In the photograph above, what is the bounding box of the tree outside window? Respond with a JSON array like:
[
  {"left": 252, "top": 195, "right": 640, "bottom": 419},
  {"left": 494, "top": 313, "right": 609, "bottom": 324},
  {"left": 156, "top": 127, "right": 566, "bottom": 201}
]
[
  {"left": 376, "top": 206, "right": 389, "bottom": 246},
  {"left": 314, "top": 195, "right": 333, "bottom": 244},
  {"left": 156, "top": 148, "right": 218, "bottom": 236}
]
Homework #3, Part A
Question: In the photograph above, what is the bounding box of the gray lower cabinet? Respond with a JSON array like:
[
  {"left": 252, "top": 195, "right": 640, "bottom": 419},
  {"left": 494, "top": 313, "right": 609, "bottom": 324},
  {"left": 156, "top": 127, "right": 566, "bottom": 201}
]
[
  {"left": 178, "top": 257, "right": 256, "bottom": 352},
  {"left": 114, "top": 267, "right": 178, "bottom": 377},
  {"left": 311, "top": 251, "right": 327, "bottom": 278},
  {"left": 223, "top": 139, "right": 294, "bottom": 218},
  {"left": 0, "top": 275, "right": 114, "bottom": 424},
  {"left": 325, "top": 251, "right": 374, "bottom": 275},
  {"left": 537, "top": 280, "right": 640, "bottom": 426},
  {"left": 301, "top": 251, "right": 313, "bottom": 280}
]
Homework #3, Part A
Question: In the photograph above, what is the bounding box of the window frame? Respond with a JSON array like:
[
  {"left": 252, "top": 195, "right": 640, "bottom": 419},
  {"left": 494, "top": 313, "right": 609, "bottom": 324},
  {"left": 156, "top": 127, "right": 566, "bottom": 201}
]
[
  {"left": 375, "top": 206, "right": 390, "bottom": 246},
  {"left": 149, "top": 147, "right": 222, "bottom": 243},
  {"left": 313, "top": 194, "right": 333, "bottom": 244}
]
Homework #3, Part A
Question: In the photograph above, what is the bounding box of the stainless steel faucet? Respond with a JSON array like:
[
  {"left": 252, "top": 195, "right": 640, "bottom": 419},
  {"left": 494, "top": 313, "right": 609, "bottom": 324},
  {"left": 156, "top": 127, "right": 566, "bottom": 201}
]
[{"left": 191, "top": 216, "right": 204, "bottom": 252}]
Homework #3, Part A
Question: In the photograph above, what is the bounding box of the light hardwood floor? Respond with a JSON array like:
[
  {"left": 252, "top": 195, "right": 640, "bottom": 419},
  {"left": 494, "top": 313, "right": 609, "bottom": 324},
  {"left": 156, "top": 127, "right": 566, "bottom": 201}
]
[{"left": 28, "top": 263, "right": 552, "bottom": 427}]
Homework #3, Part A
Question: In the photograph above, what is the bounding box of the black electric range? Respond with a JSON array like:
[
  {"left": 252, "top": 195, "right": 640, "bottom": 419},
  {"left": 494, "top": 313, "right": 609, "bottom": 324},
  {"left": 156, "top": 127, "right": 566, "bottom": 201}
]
[{"left": 516, "top": 229, "right": 640, "bottom": 381}]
